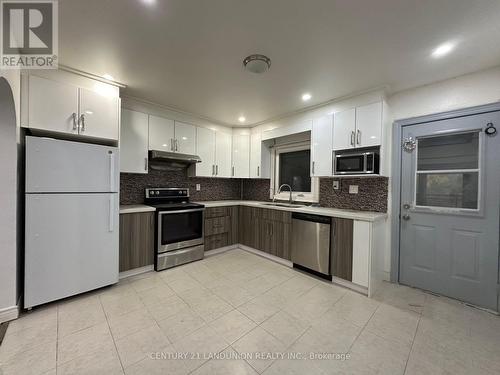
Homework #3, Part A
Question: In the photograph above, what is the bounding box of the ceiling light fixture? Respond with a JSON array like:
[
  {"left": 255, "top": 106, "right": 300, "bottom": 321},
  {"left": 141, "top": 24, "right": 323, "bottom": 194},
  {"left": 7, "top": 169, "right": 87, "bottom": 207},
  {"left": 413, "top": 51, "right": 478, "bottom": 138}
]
[
  {"left": 243, "top": 54, "right": 271, "bottom": 74},
  {"left": 431, "top": 42, "right": 455, "bottom": 58},
  {"left": 102, "top": 73, "right": 114, "bottom": 81},
  {"left": 238, "top": 116, "right": 246, "bottom": 123},
  {"left": 302, "top": 93, "right": 312, "bottom": 101},
  {"left": 141, "top": 0, "right": 156, "bottom": 5}
]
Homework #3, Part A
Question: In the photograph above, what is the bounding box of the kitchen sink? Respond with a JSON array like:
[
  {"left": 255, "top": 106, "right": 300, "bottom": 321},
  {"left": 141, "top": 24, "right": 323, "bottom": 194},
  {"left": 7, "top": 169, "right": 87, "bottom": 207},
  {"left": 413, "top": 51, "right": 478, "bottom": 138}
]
[{"left": 261, "top": 202, "right": 306, "bottom": 208}]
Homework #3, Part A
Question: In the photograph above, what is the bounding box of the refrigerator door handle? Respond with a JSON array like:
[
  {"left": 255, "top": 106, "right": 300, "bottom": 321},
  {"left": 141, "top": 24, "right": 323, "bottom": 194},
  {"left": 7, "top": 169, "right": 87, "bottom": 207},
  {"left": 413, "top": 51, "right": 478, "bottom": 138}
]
[
  {"left": 109, "top": 196, "right": 114, "bottom": 232},
  {"left": 109, "top": 151, "right": 115, "bottom": 192}
]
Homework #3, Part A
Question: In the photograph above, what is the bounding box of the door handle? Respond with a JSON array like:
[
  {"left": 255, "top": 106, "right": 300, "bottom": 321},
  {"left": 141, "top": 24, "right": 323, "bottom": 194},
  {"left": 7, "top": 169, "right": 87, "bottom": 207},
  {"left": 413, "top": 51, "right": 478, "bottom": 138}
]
[
  {"left": 212, "top": 164, "right": 215, "bottom": 176},
  {"left": 109, "top": 196, "right": 114, "bottom": 232},
  {"left": 257, "top": 166, "right": 260, "bottom": 177},
  {"left": 109, "top": 152, "right": 115, "bottom": 191},
  {"left": 144, "top": 157, "right": 148, "bottom": 171},
  {"left": 350, "top": 131, "right": 355, "bottom": 146},
  {"left": 216, "top": 165, "right": 218, "bottom": 176},
  {"left": 312, "top": 161, "right": 315, "bottom": 175},
  {"left": 78, "top": 114, "right": 86, "bottom": 132},
  {"left": 72, "top": 113, "right": 78, "bottom": 131},
  {"left": 402, "top": 214, "right": 410, "bottom": 221},
  {"left": 175, "top": 139, "right": 179, "bottom": 152},
  {"left": 170, "top": 139, "right": 174, "bottom": 151},
  {"left": 232, "top": 166, "right": 235, "bottom": 177},
  {"left": 357, "top": 129, "right": 361, "bottom": 145}
]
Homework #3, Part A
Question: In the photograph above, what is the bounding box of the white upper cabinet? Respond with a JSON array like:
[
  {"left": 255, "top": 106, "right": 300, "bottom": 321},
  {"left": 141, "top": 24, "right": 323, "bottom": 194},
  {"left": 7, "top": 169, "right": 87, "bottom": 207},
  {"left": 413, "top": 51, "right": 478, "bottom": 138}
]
[
  {"left": 148, "top": 117, "right": 196, "bottom": 154},
  {"left": 28, "top": 76, "right": 79, "bottom": 135},
  {"left": 120, "top": 109, "right": 149, "bottom": 174},
  {"left": 174, "top": 122, "right": 196, "bottom": 155},
  {"left": 149, "top": 115, "right": 175, "bottom": 152},
  {"left": 333, "top": 102, "right": 382, "bottom": 150},
  {"left": 232, "top": 133, "right": 250, "bottom": 178},
  {"left": 25, "top": 75, "right": 120, "bottom": 141},
  {"left": 250, "top": 133, "right": 263, "bottom": 178},
  {"left": 215, "top": 131, "right": 232, "bottom": 178},
  {"left": 355, "top": 102, "right": 382, "bottom": 148},
  {"left": 311, "top": 115, "right": 333, "bottom": 177},
  {"left": 195, "top": 126, "right": 216, "bottom": 177},
  {"left": 79, "top": 88, "right": 120, "bottom": 140},
  {"left": 333, "top": 108, "right": 356, "bottom": 151}
]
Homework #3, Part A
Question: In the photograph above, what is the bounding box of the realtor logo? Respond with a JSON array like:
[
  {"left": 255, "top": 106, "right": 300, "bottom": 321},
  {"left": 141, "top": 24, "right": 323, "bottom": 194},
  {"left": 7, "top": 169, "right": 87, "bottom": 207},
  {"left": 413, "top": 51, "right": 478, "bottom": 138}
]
[{"left": 1, "top": 0, "right": 58, "bottom": 69}]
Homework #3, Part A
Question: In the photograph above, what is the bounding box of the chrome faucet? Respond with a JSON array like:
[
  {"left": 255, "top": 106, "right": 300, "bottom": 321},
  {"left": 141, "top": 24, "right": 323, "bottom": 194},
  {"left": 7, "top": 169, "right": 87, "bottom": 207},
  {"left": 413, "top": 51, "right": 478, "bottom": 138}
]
[{"left": 274, "top": 184, "right": 293, "bottom": 204}]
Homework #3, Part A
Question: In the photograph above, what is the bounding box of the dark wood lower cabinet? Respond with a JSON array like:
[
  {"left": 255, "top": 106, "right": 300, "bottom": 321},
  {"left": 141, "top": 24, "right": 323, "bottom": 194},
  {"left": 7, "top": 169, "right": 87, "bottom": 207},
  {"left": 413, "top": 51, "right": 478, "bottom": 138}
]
[
  {"left": 331, "top": 217, "right": 353, "bottom": 281},
  {"left": 238, "top": 206, "right": 261, "bottom": 249},
  {"left": 204, "top": 206, "right": 239, "bottom": 251},
  {"left": 259, "top": 219, "right": 291, "bottom": 260},
  {"left": 119, "top": 212, "right": 155, "bottom": 272}
]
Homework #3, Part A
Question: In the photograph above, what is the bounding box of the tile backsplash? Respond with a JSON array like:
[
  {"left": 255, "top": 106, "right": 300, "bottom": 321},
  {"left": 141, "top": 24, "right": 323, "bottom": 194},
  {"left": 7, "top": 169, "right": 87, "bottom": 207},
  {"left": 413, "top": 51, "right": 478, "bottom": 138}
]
[
  {"left": 121, "top": 170, "right": 388, "bottom": 212},
  {"left": 319, "top": 177, "right": 388, "bottom": 212},
  {"left": 120, "top": 168, "right": 241, "bottom": 204}
]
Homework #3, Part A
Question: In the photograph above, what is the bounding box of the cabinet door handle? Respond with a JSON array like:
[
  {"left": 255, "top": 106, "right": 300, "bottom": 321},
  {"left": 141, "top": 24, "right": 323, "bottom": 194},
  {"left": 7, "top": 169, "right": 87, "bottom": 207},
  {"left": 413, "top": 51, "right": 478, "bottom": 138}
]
[
  {"left": 216, "top": 165, "right": 218, "bottom": 176},
  {"left": 350, "top": 131, "right": 355, "bottom": 146},
  {"left": 312, "top": 161, "right": 315, "bottom": 175},
  {"left": 232, "top": 166, "right": 235, "bottom": 177},
  {"left": 257, "top": 166, "right": 260, "bottom": 177},
  {"left": 170, "top": 139, "right": 174, "bottom": 151},
  {"left": 79, "top": 114, "right": 86, "bottom": 132},
  {"left": 212, "top": 164, "right": 215, "bottom": 176},
  {"left": 357, "top": 129, "right": 361, "bottom": 145},
  {"left": 175, "top": 139, "right": 179, "bottom": 152},
  {"left": 144, "top": 157, "right": 148, "bottom": 171},
  {"left": 72, "top": 113, "right": 78, "bottom": 131}
]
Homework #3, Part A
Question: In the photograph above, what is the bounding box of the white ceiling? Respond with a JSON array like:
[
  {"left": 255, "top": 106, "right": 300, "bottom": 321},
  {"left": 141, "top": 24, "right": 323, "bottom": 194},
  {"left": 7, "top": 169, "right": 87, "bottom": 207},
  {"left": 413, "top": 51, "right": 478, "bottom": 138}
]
[{"left": 59, "top": 0, "right": 500, "bottom": 126}]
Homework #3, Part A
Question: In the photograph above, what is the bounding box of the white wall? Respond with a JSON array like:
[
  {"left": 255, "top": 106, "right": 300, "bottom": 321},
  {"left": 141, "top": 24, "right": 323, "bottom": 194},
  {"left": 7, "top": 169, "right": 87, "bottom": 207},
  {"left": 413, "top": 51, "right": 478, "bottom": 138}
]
[
  {"left": 0, "top": 70, "right": 21, "bottom": 322},
  {"left": 388, "top": 65, "right": 500, "bottom": 121}
]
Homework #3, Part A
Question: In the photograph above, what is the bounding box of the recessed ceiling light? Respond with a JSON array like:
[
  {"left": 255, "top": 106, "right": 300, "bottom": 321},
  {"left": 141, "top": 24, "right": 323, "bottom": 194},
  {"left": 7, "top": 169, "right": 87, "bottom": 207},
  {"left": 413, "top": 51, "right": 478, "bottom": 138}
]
[
  {"left": 302, "top": 93, "right": 312, "bottom": 101},
  {"left": 102, "top": 73, "right": 114, "bottom": 81},
  {"left": 431, "top": 42, "right": 455, "bottom": 58},
  {"left": 238, "top": 116, "right": 246, "bottom": 123},
  {"left": 141, "top": 0, "right": 156, "bottom": 5}
]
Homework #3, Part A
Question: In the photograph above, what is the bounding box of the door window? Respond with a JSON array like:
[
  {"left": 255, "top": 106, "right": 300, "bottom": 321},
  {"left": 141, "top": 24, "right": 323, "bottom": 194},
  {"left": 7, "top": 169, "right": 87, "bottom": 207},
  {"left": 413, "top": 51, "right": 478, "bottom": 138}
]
[{"left": 415, "top": 131, "right": 481, "bottom": 210}]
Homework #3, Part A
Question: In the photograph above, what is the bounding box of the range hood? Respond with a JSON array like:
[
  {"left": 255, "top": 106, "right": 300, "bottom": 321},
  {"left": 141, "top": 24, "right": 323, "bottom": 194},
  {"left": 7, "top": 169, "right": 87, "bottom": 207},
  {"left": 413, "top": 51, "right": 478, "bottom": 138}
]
[{"left": 149, "top": 150, "right": 201, "bottom": 170}]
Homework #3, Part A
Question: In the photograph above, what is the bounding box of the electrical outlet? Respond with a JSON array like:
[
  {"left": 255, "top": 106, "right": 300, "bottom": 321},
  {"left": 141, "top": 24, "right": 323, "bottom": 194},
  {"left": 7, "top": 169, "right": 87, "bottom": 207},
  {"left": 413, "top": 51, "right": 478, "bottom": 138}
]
[
  {"left": 349, "top": 185, "right": 359, "bottom": 194},
  {"left": 196, "top": 184, "right": 201, "bottom": 191},
  {"left": 333, "top": 180, "right": 340, "bottom": 190}
]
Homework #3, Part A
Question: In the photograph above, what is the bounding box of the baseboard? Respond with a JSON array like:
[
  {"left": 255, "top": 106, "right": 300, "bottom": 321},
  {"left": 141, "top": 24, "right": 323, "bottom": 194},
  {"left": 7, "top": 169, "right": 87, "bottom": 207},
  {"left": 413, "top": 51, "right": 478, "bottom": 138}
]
[
  {"left": 0, "top": 304, "right": 19, "bottom": 323},
  {"left": 119, "top": 265, "right": 154, "bottom": 280},
  {"left": 237, "top": 245, "right": 293, "bottom": 268},
  {"left": 204, "top": 245, "right": 238, "bottom": 257}
]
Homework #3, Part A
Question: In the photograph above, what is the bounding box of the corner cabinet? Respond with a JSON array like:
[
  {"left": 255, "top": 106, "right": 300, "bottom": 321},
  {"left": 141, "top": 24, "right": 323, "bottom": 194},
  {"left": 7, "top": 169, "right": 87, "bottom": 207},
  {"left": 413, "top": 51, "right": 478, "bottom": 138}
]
[
  {"left": 333, "top": 101, "right": 382, "bottom": 151},
  {"left": 311, "top": 115, "right": 334, "bottom": 177},
  {"left": 24, "top": 74, "right": 120, "bottom": 141},
  {"left": 120, "top": 109, "right": 149, "bottom": 174}
]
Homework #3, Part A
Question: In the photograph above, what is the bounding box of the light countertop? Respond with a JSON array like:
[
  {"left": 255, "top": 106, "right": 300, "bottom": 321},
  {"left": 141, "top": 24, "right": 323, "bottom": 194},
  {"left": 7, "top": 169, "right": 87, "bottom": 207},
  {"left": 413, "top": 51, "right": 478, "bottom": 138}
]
[
  {"left": 119, "top": 204, "right": 156, "bottom": 214},
  {"left": 195, "top": 200, "right": 387, "bottom": 222}
]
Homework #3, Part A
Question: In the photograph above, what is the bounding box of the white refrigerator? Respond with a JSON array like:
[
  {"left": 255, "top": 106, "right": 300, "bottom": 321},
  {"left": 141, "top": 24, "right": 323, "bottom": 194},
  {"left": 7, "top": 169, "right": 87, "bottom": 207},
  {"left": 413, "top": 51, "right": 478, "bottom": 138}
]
[{"left": 25, "top": 136, "right": 119, "bottom": 308}]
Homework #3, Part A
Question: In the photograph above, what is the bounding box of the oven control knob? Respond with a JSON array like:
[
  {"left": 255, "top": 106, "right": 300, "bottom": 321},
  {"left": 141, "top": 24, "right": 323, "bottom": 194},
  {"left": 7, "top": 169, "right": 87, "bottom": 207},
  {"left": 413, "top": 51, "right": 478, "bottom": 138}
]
[
  {"left": 150, "top": 191, "right": 155, "bottom": 196},
  {"left": 156, "top": 190, "right": 160, "bottom": 195}
]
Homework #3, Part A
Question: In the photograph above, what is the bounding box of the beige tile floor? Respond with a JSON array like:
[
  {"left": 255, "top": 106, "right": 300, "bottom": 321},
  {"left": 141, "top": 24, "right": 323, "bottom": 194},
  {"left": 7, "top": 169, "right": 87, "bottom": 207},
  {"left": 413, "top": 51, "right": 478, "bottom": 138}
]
[{"left": 1, "top": 249, "right": 500, "bottom": 375}]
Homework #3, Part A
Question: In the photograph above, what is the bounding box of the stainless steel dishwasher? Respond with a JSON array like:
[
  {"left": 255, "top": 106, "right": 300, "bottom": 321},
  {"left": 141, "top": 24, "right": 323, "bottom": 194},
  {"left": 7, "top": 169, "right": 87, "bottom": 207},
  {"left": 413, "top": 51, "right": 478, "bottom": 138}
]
[{"left": 291, "top": 212, "right": 331, "bottom": 276}]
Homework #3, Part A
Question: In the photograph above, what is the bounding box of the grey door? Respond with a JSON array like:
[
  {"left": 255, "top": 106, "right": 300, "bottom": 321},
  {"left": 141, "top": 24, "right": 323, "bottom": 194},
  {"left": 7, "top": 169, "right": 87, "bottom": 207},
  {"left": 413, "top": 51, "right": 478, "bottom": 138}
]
[{"left": 399, "top": 111, "right": 500, "bottom": 311}]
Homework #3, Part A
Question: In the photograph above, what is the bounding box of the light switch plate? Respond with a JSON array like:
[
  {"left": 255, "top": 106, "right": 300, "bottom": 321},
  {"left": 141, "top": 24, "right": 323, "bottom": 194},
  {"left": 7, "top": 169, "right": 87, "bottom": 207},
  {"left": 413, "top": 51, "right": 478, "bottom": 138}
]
[
  {"left": 349, "top": 185, "right": 359, "bottom": 194},
  {"left": 333, "top": 180, "right": 340, "bottom": 190},
  {"left": 196, "top": 184, "right": 201, "bottom": 191}
]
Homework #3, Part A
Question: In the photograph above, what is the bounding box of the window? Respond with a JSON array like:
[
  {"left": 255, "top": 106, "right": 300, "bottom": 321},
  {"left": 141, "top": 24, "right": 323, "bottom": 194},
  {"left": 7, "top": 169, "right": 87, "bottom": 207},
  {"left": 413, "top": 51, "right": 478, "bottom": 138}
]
[
  {"left": 279, "top": 150, "right": 311, "bottom": 192},
  {"left": 272, "top": 142, "right": 318, "bottom": 202},
  {"left": 415, "top": 131, "right": 481, "bottom": 210}
]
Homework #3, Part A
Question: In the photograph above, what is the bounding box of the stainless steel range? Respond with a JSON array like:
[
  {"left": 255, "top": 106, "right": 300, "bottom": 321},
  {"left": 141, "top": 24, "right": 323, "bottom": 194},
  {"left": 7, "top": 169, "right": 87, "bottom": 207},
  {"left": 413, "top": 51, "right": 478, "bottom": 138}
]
[{"left": 145, "top": 188, "right": 205, "bottom": 271}]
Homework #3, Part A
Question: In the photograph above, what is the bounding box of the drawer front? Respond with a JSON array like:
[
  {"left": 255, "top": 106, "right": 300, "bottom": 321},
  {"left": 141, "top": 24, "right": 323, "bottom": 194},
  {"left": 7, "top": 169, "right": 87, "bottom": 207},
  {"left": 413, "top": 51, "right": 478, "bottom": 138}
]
[
  {"left": 205, "top": 216, "right": 230, "bottom": 236},
  {"left": 205, "top": 206, "right": 231, "bottom": 218},
  {"left": 261, "top": 208, "right": 292, "bottom": 223},
  {"left": 205, "top": 233, "right": 229, "bottom": 251}
]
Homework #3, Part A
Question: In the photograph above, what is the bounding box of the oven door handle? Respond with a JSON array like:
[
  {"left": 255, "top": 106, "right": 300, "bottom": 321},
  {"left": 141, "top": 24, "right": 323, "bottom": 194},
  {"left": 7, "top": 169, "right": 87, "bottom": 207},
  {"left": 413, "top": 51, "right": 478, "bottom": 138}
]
[{"left": 158, "top": 208, "right": 205, "bottom": 215}]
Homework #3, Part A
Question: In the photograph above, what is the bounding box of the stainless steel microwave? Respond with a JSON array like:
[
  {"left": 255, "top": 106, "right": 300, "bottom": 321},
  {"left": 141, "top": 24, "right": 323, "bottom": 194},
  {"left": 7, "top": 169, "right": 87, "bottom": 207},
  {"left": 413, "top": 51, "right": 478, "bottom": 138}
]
[{"left": 334, "top": 150, "right": 379, "bottom": 175}]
